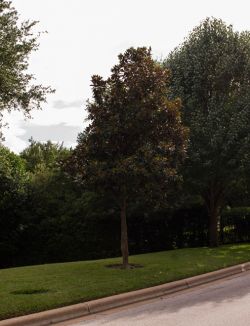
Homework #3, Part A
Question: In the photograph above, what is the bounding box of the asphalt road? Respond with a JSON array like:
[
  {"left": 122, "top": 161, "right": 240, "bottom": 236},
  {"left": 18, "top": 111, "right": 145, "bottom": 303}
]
[{"left": 59, "top": 271, "right": 250, "bottom": 326}]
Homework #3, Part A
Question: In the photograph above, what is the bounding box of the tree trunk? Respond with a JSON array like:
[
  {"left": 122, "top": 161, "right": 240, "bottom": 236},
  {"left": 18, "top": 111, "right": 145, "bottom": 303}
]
[
  {"left": 120, "top": 196, "right": 129, "bottom": 269},
  {"left": 204, "top": 184, "right": 223, "bottom": 248},
  {"left": 208, "top": 208, "right": 219, "bottom": 247}
]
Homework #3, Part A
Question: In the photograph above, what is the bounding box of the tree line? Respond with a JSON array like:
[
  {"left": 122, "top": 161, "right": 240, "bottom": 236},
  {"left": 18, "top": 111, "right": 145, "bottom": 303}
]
[{"left": 0, "top": 0, "right": 250, "bottom": 269}]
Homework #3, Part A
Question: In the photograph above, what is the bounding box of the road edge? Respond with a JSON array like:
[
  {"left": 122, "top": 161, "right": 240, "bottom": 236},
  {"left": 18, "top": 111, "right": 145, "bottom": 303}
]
[{"left": 1, "top": 262, "right": 250, "bottom": 326}]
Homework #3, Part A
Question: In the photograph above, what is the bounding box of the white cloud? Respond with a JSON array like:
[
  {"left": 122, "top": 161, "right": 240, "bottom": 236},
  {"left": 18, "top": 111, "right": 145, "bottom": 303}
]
[
  {"left": 2, "top": 104, "right": 87, "bottom": 152},
  {"left": 2, "top": 112, "right": 27, "bottom": 153},
  {"left": 53, "top": 100, "right": 84, "bottom": 109}
]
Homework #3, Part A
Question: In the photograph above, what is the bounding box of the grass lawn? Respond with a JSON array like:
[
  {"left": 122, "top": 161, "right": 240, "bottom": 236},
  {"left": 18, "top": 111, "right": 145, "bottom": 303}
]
[{"left": 1, "top": 243, "right": 250, "bottom": 320}]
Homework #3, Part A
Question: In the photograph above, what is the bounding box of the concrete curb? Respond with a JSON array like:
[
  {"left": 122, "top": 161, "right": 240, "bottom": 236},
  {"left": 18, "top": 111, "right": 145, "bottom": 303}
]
[{"left": 1, "top": 262, "right": 250, "bottom": 326}]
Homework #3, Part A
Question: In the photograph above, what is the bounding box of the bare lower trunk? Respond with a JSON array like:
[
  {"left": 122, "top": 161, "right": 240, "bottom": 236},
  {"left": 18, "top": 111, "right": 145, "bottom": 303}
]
[
  {"left": 204, "top": 183, "right": 223, "bottom": 248},
  {"left": 120, "top": 196, "right": 129, "bottom": 269},
  {"left": 208, "top": 208, "right": 219, "bottom": 247}
]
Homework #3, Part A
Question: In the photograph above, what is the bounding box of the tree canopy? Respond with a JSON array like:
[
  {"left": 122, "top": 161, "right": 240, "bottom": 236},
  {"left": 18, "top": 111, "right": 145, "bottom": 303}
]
[
  {"left": 0, "top": 145, "right": 26, "bottom": 198},
  {"left": 165, "top": 18, "right": 250, "bottom": 246},
  {"left": 20, "top": 138, "right": 70, "bottom": 173}
]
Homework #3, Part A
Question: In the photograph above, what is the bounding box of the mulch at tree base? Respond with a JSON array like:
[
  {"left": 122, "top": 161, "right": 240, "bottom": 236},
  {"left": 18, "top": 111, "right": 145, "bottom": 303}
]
[{"left": 105, "top": 263, "right": 144, "bottom": 270}]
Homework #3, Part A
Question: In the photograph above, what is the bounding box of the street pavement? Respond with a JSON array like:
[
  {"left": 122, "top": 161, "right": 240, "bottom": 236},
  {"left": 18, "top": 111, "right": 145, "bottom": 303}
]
[{"left": 58, "top": 271, "right": 250, "bottom": 326}]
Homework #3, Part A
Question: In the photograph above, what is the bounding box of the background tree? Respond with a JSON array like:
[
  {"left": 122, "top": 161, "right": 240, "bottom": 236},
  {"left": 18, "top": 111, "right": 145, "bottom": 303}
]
[
  {"left": 165, "top": 18, "right": 250, "bottom": 246},
  {"left": 20, "top": 138, "right": 70, "bottom": 173},
  {"left": 69, "top": 47, "right": 187, "bottom": 268},
  {"left": 0, "top": 0, "right": 53, "bottom": 139},
  {"left": 0, "top": 145, "right": 27, "bottom": 266}
]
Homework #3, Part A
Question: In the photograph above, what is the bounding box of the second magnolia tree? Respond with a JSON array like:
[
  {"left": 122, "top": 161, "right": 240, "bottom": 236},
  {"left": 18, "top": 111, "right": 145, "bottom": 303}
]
[{"left": 70, "top": 47, "right": 188, "bottom": 268}]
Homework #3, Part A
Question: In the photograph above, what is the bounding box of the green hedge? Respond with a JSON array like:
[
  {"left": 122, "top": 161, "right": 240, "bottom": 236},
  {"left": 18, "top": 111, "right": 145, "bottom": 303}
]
[{"left": 221, "top": 207, "right": 250, "bottom": 243}]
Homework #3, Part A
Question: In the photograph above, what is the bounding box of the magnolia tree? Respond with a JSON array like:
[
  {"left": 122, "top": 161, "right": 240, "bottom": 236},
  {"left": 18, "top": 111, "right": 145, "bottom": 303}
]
[
  {"left": 69, "top": 47, "right": 187, "bottom": 268},
  {"left": 165, "top": 18, "right": 250, "bottom": 247}
]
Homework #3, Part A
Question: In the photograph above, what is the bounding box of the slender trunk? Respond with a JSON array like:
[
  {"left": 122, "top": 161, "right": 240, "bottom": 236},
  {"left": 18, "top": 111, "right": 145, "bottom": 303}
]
[
  {"left": 120, "top": 196, "right": 129, "bottom": 269},
  {"left": 208, "top": 207, "right": 219, "bottom": 247}
]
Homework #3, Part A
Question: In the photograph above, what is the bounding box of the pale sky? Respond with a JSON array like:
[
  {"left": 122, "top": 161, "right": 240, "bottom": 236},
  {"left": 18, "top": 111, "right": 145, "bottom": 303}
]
[{"left": 3, "top": 0, "right": 250, "bottom": 152}]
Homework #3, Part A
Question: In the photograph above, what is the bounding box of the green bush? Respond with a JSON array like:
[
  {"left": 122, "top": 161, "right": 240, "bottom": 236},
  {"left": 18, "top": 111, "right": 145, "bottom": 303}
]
[{"left": 221, "top": 207, "right": 250, "bottom": 243}]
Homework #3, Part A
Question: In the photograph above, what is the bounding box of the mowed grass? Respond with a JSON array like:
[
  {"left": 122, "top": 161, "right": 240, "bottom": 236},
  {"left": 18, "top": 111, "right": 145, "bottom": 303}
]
[{"left": 1, "top": 243, "right": 250, "bottom": 320}]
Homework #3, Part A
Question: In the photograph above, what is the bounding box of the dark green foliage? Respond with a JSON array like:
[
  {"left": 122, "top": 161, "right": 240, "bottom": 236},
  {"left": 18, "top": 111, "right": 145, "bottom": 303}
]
[
  {"left": 0, "top": 148, "right": 248, "bottom": 269},
  {"left": 69, "top": 47, "right": 188, "bottom": 267},
  {"left": 0, "top": 146, "right": 27, "bottom": 266},
  {"left": 0, "top": 0, "right": 53, "bottom": 138},
  {"left": 221, "top": 207, "right": 250, "bottom": 244},
  {"left": 165, "top": 18, "right": 250, "bottom": 246},
  {"left": 72, "top": 48, "right": 187, "bottom": 201}
]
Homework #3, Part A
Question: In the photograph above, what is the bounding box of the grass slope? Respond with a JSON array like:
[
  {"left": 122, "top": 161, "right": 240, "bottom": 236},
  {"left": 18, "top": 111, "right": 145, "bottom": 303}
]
[{"left": 1, "top": 243, "right": 250, "bottom": 320}]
